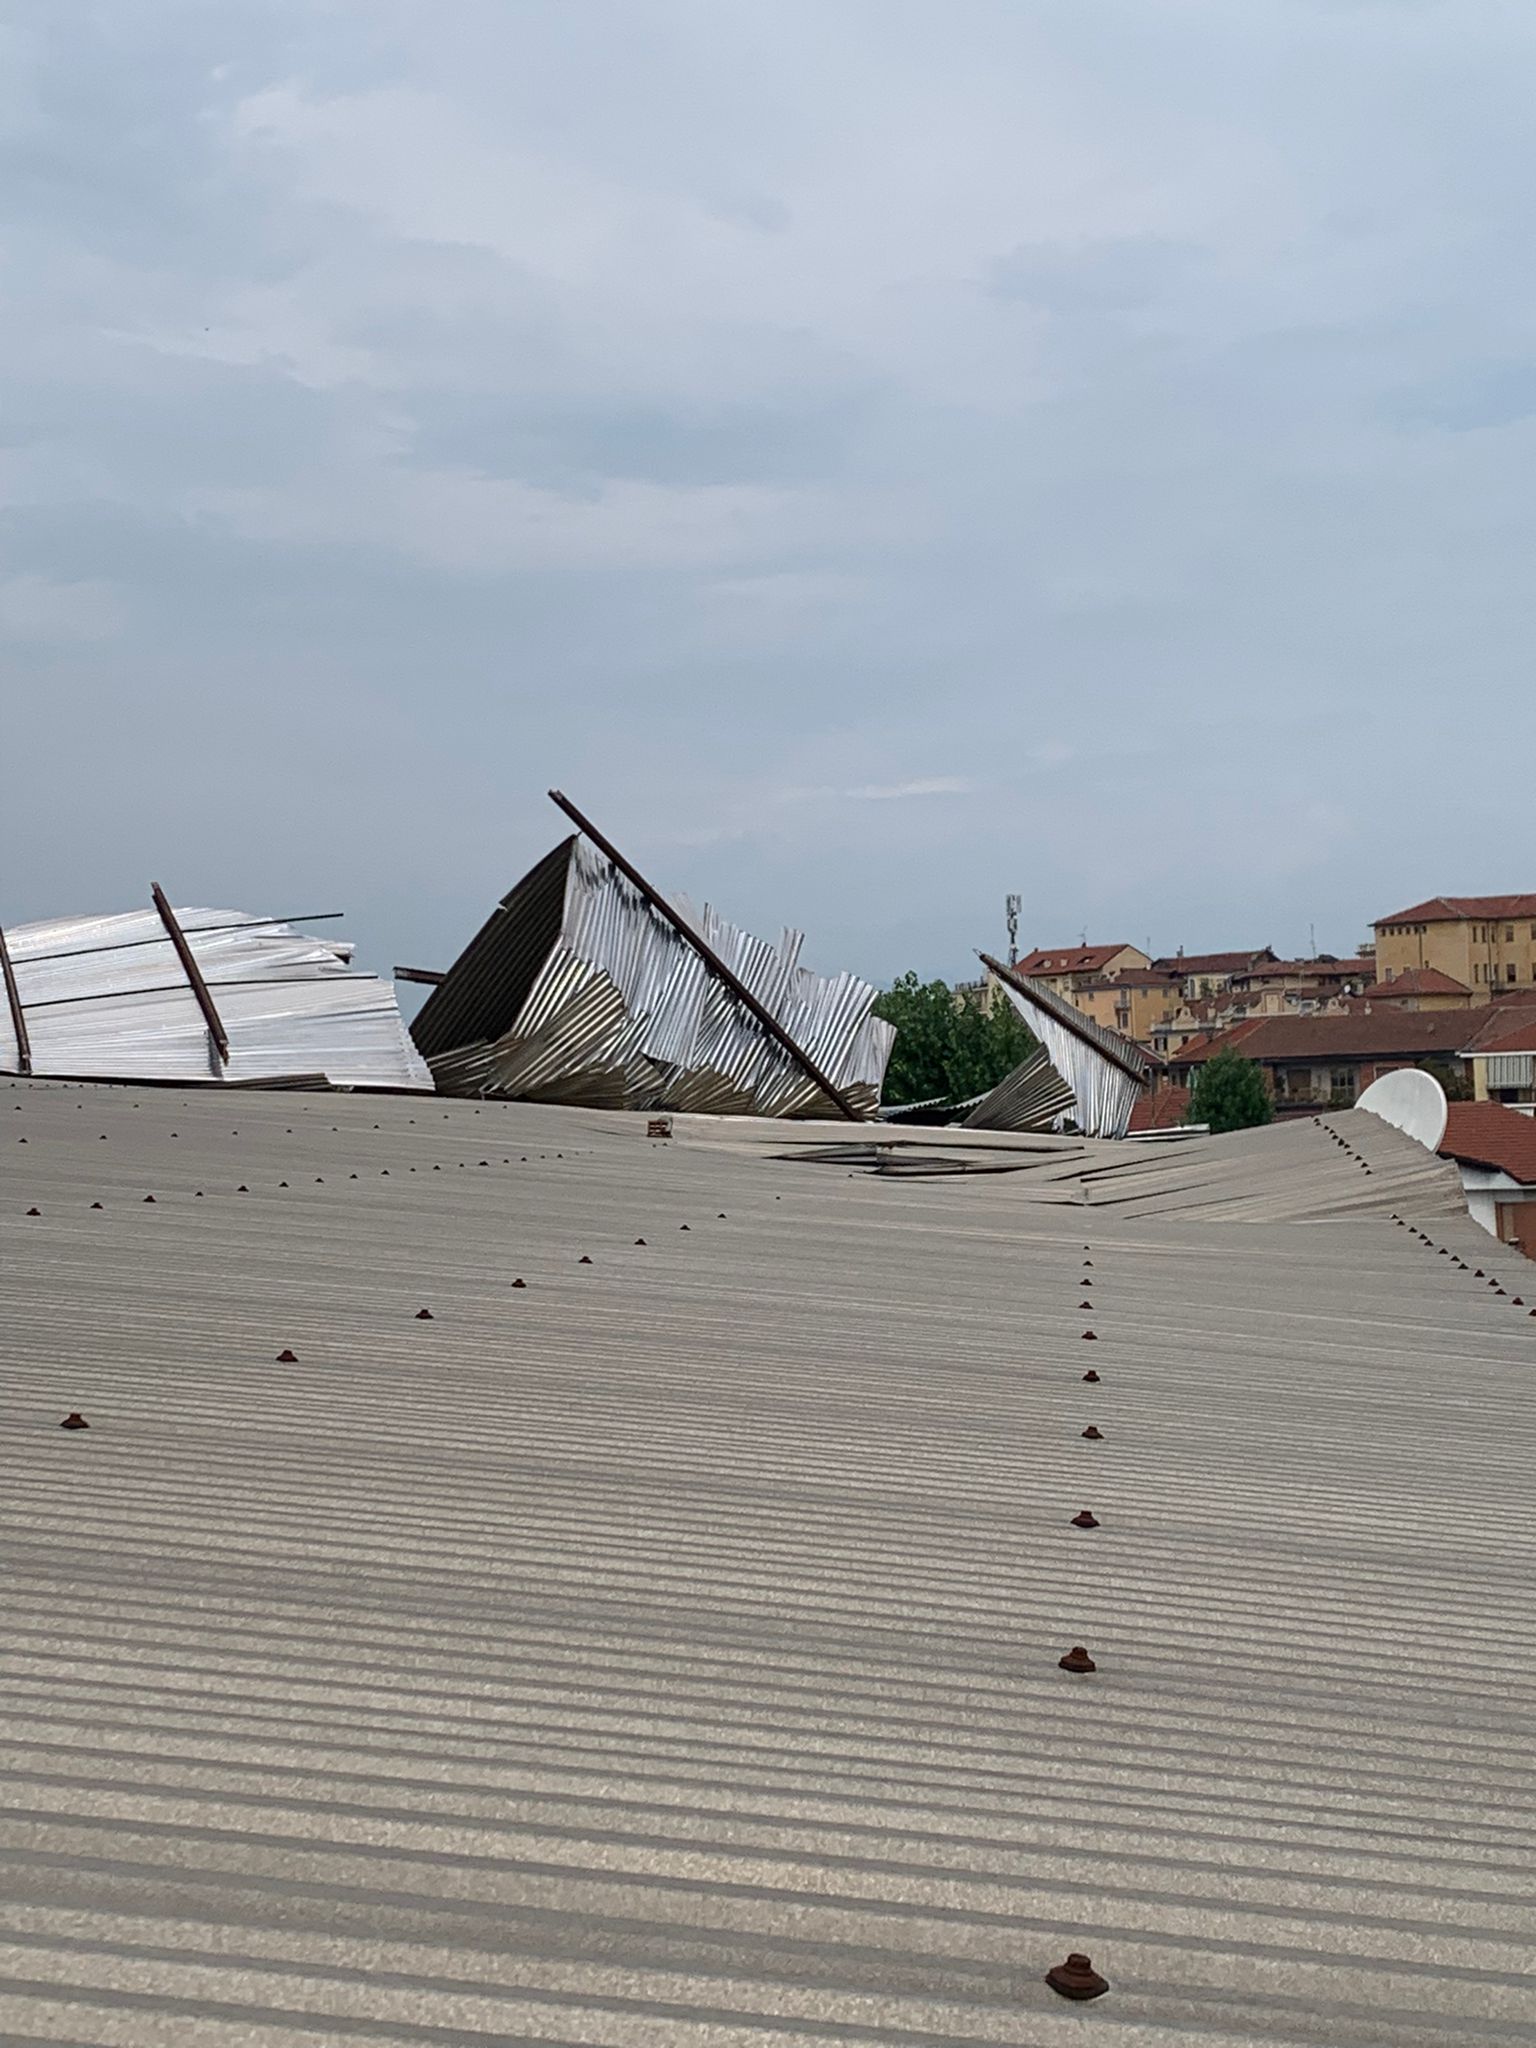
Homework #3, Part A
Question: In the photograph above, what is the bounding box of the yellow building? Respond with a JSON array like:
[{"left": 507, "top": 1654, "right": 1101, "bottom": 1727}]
[
  {"left": 1012, "top": 943, "right": 1149, "bottom": 1003},
  {"left": 1075, "top": 969, "right": 1183, "bottom": 1046},
  {"left": 1373, "top": 896, "right": 1536, "bottom": 1000}
]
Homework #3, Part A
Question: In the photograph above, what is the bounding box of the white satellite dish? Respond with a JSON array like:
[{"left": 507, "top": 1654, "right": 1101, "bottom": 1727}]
[{"left": 1356, "top": 1067, "right": 1448, "bottom": 1153}]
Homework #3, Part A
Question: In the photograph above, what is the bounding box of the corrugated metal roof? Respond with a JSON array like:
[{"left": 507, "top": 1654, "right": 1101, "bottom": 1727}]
[
  {"left": 1, "top": 1078, "right": 1532, "bottom": 2045},
  {"left": 413, "top": 837, "right": 892, "bottom": 1119}
]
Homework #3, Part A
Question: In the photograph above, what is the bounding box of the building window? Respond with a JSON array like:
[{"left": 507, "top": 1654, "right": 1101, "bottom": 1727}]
[
  {"left": 1507, "top": 927, "right": 1515, "bottom": 942},
  {"left": 1509, "top": 963, "right": 1518, "bottom": 982}
]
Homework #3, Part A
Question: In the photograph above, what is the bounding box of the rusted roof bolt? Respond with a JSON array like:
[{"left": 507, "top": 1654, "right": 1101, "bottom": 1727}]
[
  {"left": 578, "top": 1254, "right": 593, "bottom": 1264},
  {"left": 512, "top": 1278, "right": 527, "bottom": 1289},
  {"left": 1082, "top": 1369, "right": 1101, "bottom": 1382},
  {"left": 1081, "top": 1329, "right": 1097, "bottom": 1340},
  {"left": 1045, "top": 1953, "right": 1108, "bottom": 2001},
  {"left": 1071, "top": 1510, "right": 1100, "bottom": 1529},
  {"left": 415, "top": 1307, "right": 434, "bottom": 1320},
  {"left": 1058, "top": 1645, "right": 1097, "bottom": 1673},
  {"left": 59, "top": 1412, "right": 89, "bottom": 1430},
  {"left": 276, "top": 1349, "right": 298, "bottom": 1363},
  {"left": 1081, "top": 1424, "right": 1103, "bottom": 1439}
]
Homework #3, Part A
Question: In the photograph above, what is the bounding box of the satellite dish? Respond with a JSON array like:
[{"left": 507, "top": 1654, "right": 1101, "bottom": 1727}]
[{"left": 1356, "top": 1068, "right": 1447, "bottom": 1153}]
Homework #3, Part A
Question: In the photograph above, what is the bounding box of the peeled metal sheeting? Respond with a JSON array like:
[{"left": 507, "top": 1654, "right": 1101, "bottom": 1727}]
[
  {"left": 0, "top": 906, "right": 431, "bottom": 1090},
  {"left": 415, "top": 836, "right": 894, "bottom": 1118},
  {"left": 978, "top": 955, "right": 1152, "bottom": 1139},
  {"left": 960, "top": 1042, "right": 1077, "bottom": 1132}
]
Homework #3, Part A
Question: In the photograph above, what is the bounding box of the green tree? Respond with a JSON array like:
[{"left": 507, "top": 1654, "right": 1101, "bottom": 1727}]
[
  {"left": 873, "top": 974, "right": 1037, "bottom": 1107},
  {"left": 1187, "top": 1046, "right": 1275, "bottom": 1132}
]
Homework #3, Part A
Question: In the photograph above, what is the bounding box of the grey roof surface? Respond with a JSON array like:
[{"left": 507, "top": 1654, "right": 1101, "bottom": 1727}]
[{"left": 1, "top": 1080, "right": 1534, "bottom": 2046}]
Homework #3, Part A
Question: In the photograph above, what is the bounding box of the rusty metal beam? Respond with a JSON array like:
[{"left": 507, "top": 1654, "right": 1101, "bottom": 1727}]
[
  {"left": 548, "top": 789, "right": 862, "bottom": 1122},
  {"left": 150, "top": 883, "right": 230, "bottom": 1066},
  {"left": 0, "top": 924, "right": 31, "bottom": 1074}
]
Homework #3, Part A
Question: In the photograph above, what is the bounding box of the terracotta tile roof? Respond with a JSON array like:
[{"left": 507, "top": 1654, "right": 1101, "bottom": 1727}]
[
  {"left": 1360, "top": 967, "right": 1471, "bottom": 998},
  {"left": 1076, "top": 967, "right": 1182, "bottom": 993},
  {"left": 1177, "top": 1011, "right": 1473, "bottom": 1063},
  {"left": 1439, "top": 1102, "right": 1536, "bottom": 1184},
  {"left": 1466, "top": 1009, "right": 1536, "bottom": 1056},
  {"left": 1128, "top": 1085, "right": 1191, "bottom": 1131},
  {"left": 1376, "top": 893, "right": 1536, "bottom": 926},
  {"left": 1013, "top": 944, "right": 1137, "bottom": 977},
  {"left": 1151, "top": 950, "right": 1275, "bottom": 977},
  {"left": 1238, "top": 957, "right": 1372, "bottom": 983}
]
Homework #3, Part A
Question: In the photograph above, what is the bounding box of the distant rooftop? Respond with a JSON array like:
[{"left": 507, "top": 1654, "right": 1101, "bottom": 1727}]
[
  {"left": 1377, "top": 893, "right": 1536, "bottom": 925},
  {"left": 1440, "top": 1100, "right": 1536, "bottom": 1184}
]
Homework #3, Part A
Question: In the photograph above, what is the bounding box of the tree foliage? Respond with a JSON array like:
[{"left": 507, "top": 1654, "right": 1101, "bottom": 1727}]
[
  {"left": 1187, "top": 1046, "right": 1275, "bottom": 1132},
  {"left": 873, "top": 974, "right": 1037, "bottom": 1107}
]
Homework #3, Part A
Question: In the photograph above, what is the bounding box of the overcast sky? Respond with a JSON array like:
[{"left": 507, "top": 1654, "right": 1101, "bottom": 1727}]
[{"left": 4, "top": 1, "right": 1534, "bottom": 988}]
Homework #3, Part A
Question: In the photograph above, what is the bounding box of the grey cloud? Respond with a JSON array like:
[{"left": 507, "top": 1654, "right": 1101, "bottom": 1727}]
[{"left": 2, "top": 0, "right": 1535, "bottom": 991}]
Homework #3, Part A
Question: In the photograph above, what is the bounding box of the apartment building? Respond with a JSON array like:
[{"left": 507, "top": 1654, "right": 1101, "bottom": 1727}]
[{"left": 1373, "top": 895, "right": 1536, "bottom": 996}]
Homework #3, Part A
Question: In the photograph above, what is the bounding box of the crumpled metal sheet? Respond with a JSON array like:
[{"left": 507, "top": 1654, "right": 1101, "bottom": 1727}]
[
  {"left": 0, "top": 907, "right": 431, "bottom": 1090},
  {"left": 960, "top": 1043, "right": 1077, "bottom": 1132},
  {"left": 414, "top": 836, "right": 893, "bottom": 1118},
  {"left": 977, "top": 955, "right": 1152, "bottom": 1139}
]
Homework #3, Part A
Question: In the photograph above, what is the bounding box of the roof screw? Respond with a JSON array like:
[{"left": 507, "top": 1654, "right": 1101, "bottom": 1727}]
[
  {"left": 1513, "top": 1297, "right": 1525, "bottom": 1306},
  {"left": 59, "top": 1412, "right": 89, "bottom": 1430},
  {"left": 276, "top": 1349, "right": 298, "bottom": 1363},
  {"left": 90, "top": 1202, "right": 102, "bottom": 1210},
  {"left": 1058, "top": 1646, "right": 1097, "bottom": 1673},
  {"left": 578, "top": 1255, "right": 593, "bottom": 1264},
  {"left": 1081, "top": 1425, "right": 1103, "bottom": 1439},
  {"left": 415, "top": 1307, "right": 434, "bottom": 1319},
  {"left": 194, "top": 1190, "right": 204, "bottom": 1198},
  {"left": 279, "top": 1180, "right": 290, "bottom": 1188},
  {"left": 1475, "top": 1269, "right": 1485, "bottom": 1278},
  {"left": 237, "top": 1185, "right": 248, "bottom": 1193},
  {"left": 25, "top": 1207, "right": 39, "bottom": 1216},
  {"left": 512, "top": 1278, "right": 527, "bottom": 1289},
  {"left": 680, "top": 1223, "right": 690, "bottom": 1231},
  {"left": 635, "top": 1238, "right": 647, "bottom": 1246},
  {"left": 1079, "top": 1299, "right": 1093, "bottom": 1309},
  {"left": 1071, "top": 1510, "right": 1100, "bottom": 1529},
  {"left": 1081, "top": 1330, "right": 1097, "bottom": 1340},
  {"left": 1081, "top": 1275, "right": 1093, "bottom": 1285},
  {"left": 1046, "top": 1954, "right": 1109, "bottom": 2001},
  {"left": 1082, "top": 1369, "right": 1101, "bottom": 1382}
]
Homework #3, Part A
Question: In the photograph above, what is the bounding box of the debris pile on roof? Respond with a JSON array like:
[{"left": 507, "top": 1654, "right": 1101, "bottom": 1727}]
[
  {"left": 411, "top": 798, "right": 893, "bottom": 1119},
  {"left": 0, "top": 902, "right": 430, "bottom": 1090}
]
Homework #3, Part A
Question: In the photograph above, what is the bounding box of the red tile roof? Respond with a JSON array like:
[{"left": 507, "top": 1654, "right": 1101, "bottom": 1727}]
[
  {"left": 1077, "top": 967, "right": 1182, "bottom": 992},
  {"left": 1128, "top": 1086, "right": 1191, "bottom": 1132},
  {"left": 1175, "top": 1011, "right": 1472, "bottom": 1063},
  {"left": 1013, "top": 944, "right": 1138, "bottom": 977},
  {"left": 1237, "top": 957, "right": 1372, "bottom": 983},
  {"left": 1463, "top": 1003, "right": 1536, "bottom": 1055},
  {"left": 1152, "top": 950, "right": 1275, "bottom": 977},
  {"left": 1439, "top": 1102, "right": 1536, "bottom": 1185},
  {"left": 1376, "top": 894, "right": 1536, "bottom": 926},
  {"left": 1360, "top": 967, "right": 1471, "bottom": 998}
]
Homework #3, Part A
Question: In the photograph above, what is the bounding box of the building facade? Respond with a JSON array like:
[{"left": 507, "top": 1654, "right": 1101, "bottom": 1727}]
[
  {"left": 1373, "top": 895, "right": 1536, "bottom": 997},
  {"left": 1010, "top": 944, "right": 1150, "bottom": 1003}
]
